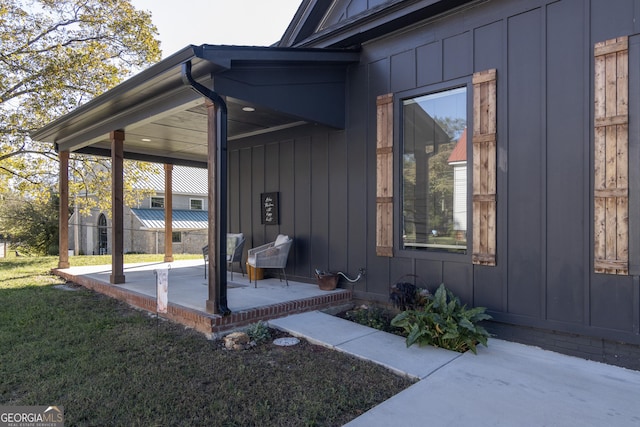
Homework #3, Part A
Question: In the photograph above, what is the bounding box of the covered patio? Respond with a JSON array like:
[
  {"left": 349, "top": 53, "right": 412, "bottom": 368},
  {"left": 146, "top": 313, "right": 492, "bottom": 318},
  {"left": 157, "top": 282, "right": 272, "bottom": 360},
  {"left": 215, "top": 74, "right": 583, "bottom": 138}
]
[
  {"left": 33, "top": 44, "right": 360, "bottom": 317},
  {"left": 55, "top": 259, "right": 352, "bottom": 337}
]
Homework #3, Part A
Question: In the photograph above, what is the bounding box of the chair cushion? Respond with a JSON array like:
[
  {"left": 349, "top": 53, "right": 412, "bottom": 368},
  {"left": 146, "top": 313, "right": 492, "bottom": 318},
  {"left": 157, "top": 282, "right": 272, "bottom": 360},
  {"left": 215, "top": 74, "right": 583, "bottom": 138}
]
[
  {"left": 274, "top": 234, "right": 289, "bottom": 246},
  {"left": 227, "top": 233, "right": 244, "bottom": 261}
]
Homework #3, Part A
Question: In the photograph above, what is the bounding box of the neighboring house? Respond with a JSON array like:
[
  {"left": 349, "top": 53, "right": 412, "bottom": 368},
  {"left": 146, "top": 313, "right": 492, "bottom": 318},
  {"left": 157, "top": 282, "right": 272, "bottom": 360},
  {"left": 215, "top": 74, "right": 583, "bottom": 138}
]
[
  {"left": 447, "top": 128, "right": 467, "bottom": 243},
  {"left": 69, "top": 166, "right": 208, "bottom": 255},
  {"left": 35, "top": 0, "right": 640, "bottom": 368}
]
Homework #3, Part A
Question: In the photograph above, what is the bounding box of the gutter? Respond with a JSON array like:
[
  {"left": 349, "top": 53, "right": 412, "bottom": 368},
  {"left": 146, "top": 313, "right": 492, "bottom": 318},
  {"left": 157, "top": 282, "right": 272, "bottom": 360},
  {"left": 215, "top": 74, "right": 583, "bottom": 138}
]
[{"left": 181, "top": 60, "right": 230, "bottom": 315}]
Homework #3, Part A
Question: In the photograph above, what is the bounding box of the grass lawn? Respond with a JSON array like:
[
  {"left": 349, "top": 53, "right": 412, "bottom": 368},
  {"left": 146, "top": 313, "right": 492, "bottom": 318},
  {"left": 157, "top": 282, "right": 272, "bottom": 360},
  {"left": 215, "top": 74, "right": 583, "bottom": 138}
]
[{"left": 0, "top": 255, "right": 414, "bottom": 426}]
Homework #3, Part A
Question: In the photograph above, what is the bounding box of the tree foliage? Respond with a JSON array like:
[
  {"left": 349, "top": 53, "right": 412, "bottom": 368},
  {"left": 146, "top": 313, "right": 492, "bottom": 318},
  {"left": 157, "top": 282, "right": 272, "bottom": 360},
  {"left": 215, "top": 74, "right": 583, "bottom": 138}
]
[
  {"left": 0, "top": 0, "right": 162, "bottom": 208},
  {"left": 0, "top": 192, "right": 60, "bottom": 255}
]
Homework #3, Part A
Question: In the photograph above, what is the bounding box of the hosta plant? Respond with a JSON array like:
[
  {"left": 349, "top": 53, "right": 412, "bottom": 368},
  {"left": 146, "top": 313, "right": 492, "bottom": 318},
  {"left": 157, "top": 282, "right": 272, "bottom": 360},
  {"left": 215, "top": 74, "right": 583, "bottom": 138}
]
[{"left": 391, "top": 283, "right": 492, "bottom": 354}]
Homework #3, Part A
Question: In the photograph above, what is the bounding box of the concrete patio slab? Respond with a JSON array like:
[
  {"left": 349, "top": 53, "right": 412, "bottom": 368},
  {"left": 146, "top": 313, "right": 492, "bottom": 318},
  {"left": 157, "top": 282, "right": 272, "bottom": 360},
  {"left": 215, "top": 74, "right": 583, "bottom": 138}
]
[{"left": 54, "top": 260, "right": 352, "bottom": 335}]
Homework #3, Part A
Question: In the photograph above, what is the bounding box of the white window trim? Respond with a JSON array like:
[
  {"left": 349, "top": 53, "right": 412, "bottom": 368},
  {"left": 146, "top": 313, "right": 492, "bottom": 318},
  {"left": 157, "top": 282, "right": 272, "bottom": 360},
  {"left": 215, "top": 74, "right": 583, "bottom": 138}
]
[{"left": 189, "top": 198, "right": 204, "bottom": 210}]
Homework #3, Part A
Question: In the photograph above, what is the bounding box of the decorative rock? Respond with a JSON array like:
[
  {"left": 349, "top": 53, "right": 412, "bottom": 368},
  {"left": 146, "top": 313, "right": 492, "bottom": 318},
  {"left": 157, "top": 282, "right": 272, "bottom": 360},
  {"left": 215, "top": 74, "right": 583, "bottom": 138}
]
[
  {"left": 273, "top": 337, "right": 300, "bottom": 347},
  {"left": 224, "top": 332, "right": 251, "bottom": 350}
]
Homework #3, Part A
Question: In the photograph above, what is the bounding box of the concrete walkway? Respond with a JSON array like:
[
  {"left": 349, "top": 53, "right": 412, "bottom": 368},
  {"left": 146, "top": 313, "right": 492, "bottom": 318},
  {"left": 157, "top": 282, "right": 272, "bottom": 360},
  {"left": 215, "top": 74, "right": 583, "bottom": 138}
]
[{"left": 270, "top": 311, "right": 640, "bottom": 427}]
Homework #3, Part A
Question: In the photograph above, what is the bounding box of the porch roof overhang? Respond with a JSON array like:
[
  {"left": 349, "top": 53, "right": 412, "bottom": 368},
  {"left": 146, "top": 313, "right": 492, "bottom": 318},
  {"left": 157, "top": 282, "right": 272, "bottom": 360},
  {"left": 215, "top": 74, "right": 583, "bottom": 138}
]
[
  {"left": 130, "top": 208, "right": 208, "bottom": 230},
  {"left": 32, "top": 45, "right": 360, "bottom": 167}
]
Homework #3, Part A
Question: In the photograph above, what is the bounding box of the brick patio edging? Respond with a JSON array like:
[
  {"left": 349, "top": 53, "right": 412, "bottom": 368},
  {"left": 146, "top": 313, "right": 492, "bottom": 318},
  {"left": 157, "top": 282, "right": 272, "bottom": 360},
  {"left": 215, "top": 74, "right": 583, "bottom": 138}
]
[{"left": 53, "top": 269, "right": 352, "bottom": 337}]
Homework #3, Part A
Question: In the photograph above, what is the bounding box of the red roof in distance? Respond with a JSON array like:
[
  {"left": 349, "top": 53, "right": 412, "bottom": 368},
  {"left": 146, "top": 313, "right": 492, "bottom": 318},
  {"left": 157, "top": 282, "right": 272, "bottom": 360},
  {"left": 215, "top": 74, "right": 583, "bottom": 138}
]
[{"left": 448, "top": 127, "right": 467, "bottom": 163}]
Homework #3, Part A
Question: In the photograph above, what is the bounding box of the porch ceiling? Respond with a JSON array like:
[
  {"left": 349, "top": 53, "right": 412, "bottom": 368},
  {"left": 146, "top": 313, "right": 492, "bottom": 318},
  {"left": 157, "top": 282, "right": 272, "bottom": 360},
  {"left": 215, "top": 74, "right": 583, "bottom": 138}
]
[{"left": 32, "top": 45, "right": 360, "bottom": 167}]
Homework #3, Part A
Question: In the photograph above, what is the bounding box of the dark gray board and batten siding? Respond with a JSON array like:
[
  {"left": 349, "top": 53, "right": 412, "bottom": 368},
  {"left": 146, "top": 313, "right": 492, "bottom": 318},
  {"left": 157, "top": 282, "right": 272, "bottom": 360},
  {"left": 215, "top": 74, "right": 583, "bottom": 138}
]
[{"left": 227, "top": 0, "right": 640, "bottom": 347}]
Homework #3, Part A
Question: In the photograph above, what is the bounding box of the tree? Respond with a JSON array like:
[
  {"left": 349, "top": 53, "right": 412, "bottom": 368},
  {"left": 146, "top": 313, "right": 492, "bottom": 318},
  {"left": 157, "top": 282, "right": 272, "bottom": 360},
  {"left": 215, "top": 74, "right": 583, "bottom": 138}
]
[
  {"left": 0, "top": 191, "right": 60, "bottom": 255},
  {"left": 0, "top": 0, "right": 162, "bottom": 208}
]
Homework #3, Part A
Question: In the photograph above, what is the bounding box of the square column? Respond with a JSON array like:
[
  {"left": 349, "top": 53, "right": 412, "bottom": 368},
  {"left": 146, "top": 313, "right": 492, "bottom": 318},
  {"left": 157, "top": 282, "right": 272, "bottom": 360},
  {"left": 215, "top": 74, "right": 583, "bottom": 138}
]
[
  {"left": 164, "top": 164, "right": 174, "bottom": 262},
  {"left": 58, "top": 150, "right": 70, "bottom": 269},
  {"left": 110, "top": 130, "right": 125, "bottom": 284}
]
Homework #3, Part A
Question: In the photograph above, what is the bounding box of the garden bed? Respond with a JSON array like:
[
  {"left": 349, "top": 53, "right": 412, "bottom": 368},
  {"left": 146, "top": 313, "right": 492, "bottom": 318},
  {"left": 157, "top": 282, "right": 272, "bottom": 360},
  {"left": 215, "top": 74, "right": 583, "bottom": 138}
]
[
  {"left": 336, "top": 304, "right": 405, "bottom": 336},
  {"left": 334, "top": 282, "right": 492, "bottom": 354}
]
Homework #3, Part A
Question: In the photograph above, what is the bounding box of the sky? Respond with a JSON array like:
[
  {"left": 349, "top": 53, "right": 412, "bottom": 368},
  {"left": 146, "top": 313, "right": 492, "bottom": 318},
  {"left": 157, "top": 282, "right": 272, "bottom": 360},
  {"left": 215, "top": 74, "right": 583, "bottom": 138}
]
[{"left": 129, "top": 0, "right": 303, "bottom": 58}]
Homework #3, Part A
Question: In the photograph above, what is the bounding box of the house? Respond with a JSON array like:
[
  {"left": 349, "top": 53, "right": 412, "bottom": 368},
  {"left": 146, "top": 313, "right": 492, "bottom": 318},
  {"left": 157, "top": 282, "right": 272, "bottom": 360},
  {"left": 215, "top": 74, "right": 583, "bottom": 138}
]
[
  {"left": 447, "top": 127, "right": 467, "bottom": 243},
  {"left": 33, "top": 0, "right": 640, "bottom": 368},
  {"left": 69, "top": 165, "right": 209, "bottom": 255}
]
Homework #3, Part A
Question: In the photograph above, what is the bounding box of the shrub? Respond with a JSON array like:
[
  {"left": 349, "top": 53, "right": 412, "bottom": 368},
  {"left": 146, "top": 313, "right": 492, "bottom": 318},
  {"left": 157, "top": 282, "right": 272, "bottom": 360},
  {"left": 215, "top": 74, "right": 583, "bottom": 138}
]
[
  {"left": 389, "top": 282, "right": 431, "bottom": 310},
  {"left": 245, "top": 321, "right": 272, "bottom": 344},
  {"left": 391, "top": 283, "right": 492, "bottom": 354}
]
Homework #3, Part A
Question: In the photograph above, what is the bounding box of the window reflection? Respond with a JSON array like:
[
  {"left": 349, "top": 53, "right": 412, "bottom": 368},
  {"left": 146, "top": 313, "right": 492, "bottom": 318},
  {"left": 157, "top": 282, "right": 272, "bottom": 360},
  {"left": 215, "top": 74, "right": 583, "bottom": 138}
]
[{"left": 402, "top": 87, "right": 467, "bottom": 252}]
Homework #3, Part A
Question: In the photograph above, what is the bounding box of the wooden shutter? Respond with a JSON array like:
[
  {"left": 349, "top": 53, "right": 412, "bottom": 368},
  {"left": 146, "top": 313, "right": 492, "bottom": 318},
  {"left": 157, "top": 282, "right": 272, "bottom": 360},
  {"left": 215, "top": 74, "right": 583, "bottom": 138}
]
[
  {"left": 472, "top": 69, "right": 497, "bottom": 266},
  {"left": 594, "top": 37, "right": 629, "bottom": 275},
  {"left": 376, "top": 93, "right": 394, "bottom": 257}
]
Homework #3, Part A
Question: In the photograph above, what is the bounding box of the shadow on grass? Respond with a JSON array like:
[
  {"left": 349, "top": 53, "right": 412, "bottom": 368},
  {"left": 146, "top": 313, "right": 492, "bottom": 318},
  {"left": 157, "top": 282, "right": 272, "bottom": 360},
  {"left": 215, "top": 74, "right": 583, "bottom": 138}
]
[{"left": 0, "top": 257, "right": 57, "bottom": 270}]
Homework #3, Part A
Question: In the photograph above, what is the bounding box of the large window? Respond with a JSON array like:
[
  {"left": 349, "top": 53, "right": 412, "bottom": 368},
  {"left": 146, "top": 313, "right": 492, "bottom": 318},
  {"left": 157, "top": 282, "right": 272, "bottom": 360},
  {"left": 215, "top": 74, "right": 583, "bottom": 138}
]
[
  {"left": 402, "top": 86, "right": 467, "bottom": 252},
  {"left": 98, "top": 213, "right": 108, "bottom": 255}
]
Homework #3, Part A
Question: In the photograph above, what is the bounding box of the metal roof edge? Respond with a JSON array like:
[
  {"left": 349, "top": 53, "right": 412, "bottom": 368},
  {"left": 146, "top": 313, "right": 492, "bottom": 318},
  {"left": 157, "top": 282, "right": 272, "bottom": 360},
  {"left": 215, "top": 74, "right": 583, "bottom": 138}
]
[{"left": 130, "top": 207, "right": 209, "bottom": 230}]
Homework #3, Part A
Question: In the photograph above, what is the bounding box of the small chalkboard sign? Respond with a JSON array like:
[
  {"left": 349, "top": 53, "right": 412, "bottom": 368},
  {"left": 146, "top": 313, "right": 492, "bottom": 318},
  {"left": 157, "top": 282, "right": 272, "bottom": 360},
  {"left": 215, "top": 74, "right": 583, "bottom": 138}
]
[{"left": 261, "top": 192, "right": 279, "bottom": 225}]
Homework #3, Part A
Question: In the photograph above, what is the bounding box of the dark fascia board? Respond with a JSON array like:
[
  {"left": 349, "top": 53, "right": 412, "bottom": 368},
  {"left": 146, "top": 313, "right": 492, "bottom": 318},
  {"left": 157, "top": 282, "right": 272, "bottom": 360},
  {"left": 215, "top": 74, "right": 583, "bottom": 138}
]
[
  {"left": 291, "top": 0, "right": 479, "bottom": 48},
  {"left": 32, "top": 44, "right": 360, "bottom": 153},
  {"left": 195, "top": 44, "right": 360, "bottom": 66}
]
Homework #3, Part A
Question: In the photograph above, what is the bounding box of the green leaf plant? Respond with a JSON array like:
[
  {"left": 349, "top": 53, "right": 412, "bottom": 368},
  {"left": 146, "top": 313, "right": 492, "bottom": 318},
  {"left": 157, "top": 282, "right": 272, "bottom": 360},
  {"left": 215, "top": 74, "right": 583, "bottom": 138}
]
[
  {"left": 391, "top": 283, "right": 492, "bottom": 354},
  {"left": 245, "top": 321, "right": 272, "bottom": 345}
]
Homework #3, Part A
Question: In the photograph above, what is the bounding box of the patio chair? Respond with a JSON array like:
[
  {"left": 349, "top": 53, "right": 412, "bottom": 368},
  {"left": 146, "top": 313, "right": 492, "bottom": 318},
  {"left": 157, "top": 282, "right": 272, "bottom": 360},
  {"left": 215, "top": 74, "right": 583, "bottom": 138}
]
[
  {"left": 247, "top": 234, "right": 293, "bottom": 287},
  {"left": 203, "top": 233, "right": 245, "bottom": 280},
  {"left": 226, "top": 233, "right": 245, "bottom": 280},
  {"left": 202, "top": 245, "right": 208, "bottom": 278}
]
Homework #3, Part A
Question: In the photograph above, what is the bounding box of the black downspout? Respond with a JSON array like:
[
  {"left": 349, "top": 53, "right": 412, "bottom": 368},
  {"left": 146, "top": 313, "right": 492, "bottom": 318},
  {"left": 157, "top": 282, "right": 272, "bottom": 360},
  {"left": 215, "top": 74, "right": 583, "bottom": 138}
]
[{"left": 181, "top": 60, "right": 230, "bottom": 315}]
